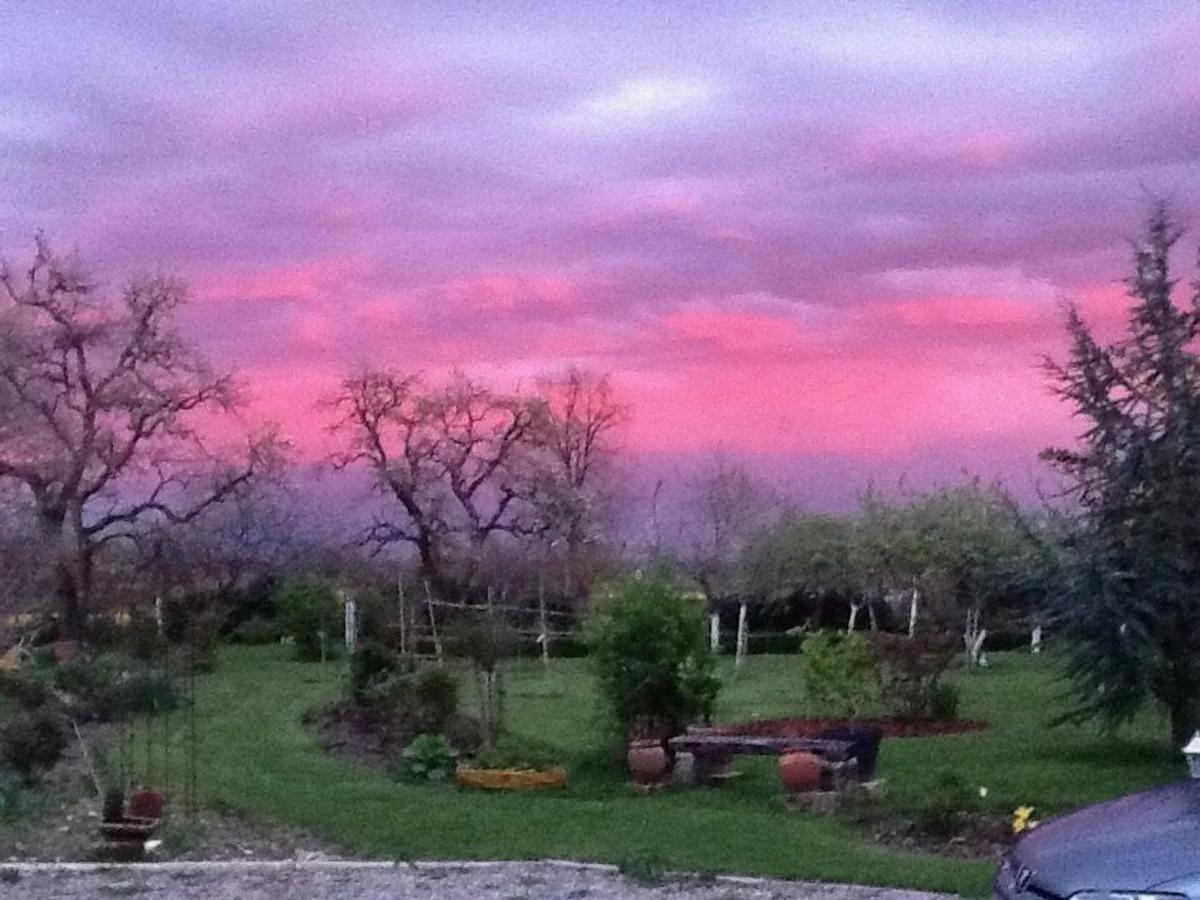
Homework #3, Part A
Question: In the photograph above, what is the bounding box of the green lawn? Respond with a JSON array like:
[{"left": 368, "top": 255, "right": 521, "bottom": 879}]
[{"left": 189, "top": 647, "right": 1183, "bottom": 897}]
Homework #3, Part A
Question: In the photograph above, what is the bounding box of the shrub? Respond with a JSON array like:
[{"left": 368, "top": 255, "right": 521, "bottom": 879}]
[
  {"left": 449, "top": 615, "right": 518, "bottom": 672},
  {"left": 392, "top": 733, "right": 458, "bottom": 782},
  {"left": 0, "top": 707, "right": 66, "bottom": 778},
  {"left": 0, "top": 668, "right": 55, "bottom": 711},
  {"left": 229, "top": 616, "right": 283, "bottom": 645},
  {"left": 587, "top": 570, "right": 719, "bottom": 740},
  {"left": 869, "top": 633, "right": 958, "bottom": 720},
  {"left": 798, "top": 630, "right": 876, "bottom": 717},
  {"left": 930, "top": 682, "right": 961, "bottom": 721},
  {"left": 53, "top": 653, "right": 123, "bottom": 717},
  {"left": 0, "top": 767, "right": 22, "bottom": 821},
  {"left": 412, "top": 666, "right": 458, "bottom": 731},
  {"left": 913, "top": 769, "right": 979, "bottom": 837},
  {"left": 104, "top": 669, "right": 178, "bottom": 718},
  {"left": 275, "top": 575, "right": 342, "bottom": 661},
  {"left": 181, "top": 605, "right": 225, "bottom": 673},
  {"left": 348, "top": 640, "right": 405, "bottom": 704}
]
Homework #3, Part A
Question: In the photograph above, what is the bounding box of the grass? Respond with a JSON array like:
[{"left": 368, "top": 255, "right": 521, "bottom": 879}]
[{"left": 185, "top": 646, "right": 1183, "bottom": 897}]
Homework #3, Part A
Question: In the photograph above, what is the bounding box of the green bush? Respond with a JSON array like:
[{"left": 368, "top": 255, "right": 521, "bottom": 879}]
[
  {"left": 798, "top": 630, "right": 876, "bottom": 717},
  {"left": 181, "top": 605, "right": 226, "bottom": 673},
  {"left": 913, "top": 769, "right": 979, "bottom": 837},
  {"left": 104, "top": 669, "right": 178, "bottom": 718},
  {"left": 412, "top": 666, "right": 458, "bottom": 730},
  {"left": 869, "top": 633, "right": 958, "bottom": 720},
  {"left": 392, "top": 733, "right": 458, "bottom": 782},
  {"left": 0, "top": 707, "right": 66, "bottom": 778},
  {"left": 229, "top": 616, "right": 283, "bottom": 645},
  {"left": 275, "top": 575, "right": 342, "bottom": 662},
  {"left": 348, "top": 640, "right": 405, "bottom": 704},
  {"left": 930, "top": 682, "right": 961, "bottom": 721},
  {"left": 587, "top": 571, "right": 719, "bottom": 740},
  {"left": 0, "top": 767, "right": 22, "bottom": 821},
  {"left": 0, "top": 669, "right": 55, "bottom": 711},
  {"left": 53, "top": 653, "right": 123, "bottom": 717}
]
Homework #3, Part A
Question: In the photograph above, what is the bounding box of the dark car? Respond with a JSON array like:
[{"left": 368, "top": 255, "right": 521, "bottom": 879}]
[{"left": 994, "top": 780, "right": 1200, "bottom": 899}]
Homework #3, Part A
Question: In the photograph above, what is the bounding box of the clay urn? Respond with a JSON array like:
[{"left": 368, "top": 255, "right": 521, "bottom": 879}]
[
  {"left": 627, "top": 739, "right": 669, "bottom": 785},
  {"left": 778, "top": 751, "right": 821, "bottom": 794},
  {"left": 129, "top": 787, "right": 164, "bottom": 820}
]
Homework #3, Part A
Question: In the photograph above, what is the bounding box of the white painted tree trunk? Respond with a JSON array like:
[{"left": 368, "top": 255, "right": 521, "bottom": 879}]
[
  {"left": 847, "top": 600, "right": 862, "bottom": 633},
  {"left": 963, "top": 607, "right": 987, "bottom": 667},
  {"left": 908, "top": 588, "right": 920, "bottom": 637},
  {"left": 155, "top": 596, "right": 164, "bottom": 636},
  {"left": 1031, "top": 624, "right": 1043, "bottom": 654},
  {"left": 344, "top": 599, "right": 358, "bottom": 655},
  {"left": 735, "top": 603, "right": 748, "bottom": 669},
  {"left": 710, "top": 613, "right": 721, "bottom": 654}
]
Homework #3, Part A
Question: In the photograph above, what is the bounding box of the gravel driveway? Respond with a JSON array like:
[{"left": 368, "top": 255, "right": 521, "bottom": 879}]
[{"left": 0, "top": 860, "right": 956, "bottom": 900}]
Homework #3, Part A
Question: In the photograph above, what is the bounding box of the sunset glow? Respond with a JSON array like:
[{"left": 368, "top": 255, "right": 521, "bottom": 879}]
[{"left": 4, "top": 2, "right": 1199, "bottom": 506}]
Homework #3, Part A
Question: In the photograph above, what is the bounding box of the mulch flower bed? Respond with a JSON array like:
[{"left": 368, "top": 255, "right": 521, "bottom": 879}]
[
  {"left": 710, "top": 716, "right": 987, "bottom": 739},
  {"left": 864, "top": 813, "right": 1014, "bottom": 861}
]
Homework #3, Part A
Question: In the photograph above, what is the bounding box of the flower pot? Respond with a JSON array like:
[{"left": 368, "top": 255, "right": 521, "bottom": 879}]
[
  {"left": 779, "top": 751, "right": 821, "bottom": 794},
  {"left": 129, "top": 788, "right": 164, "bottom": 820},
  {"left": 627, "top": 739, "right": 669, "bottom": 785}
]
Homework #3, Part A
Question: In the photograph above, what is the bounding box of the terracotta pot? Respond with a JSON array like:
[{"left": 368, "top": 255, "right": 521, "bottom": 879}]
[
  {"left": 778, "top": 751, "right": 822, "bottom": 794},
  {"left": 129, "top": 788, "right": 164, "bottom": 820},
  {"left": 627, "top": 739, "right": 669, "bottom": 785}
]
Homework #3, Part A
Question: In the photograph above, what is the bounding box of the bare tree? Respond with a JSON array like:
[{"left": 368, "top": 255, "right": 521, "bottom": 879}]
[
  {"left": 685, "top": 456, "right": 775, "bottom": 603},
  {"left": 528, "top": 368, "right": 626, "bottom": 604},
  {"left": 0, "top": 237, "right": 283, "bottom": 640},
  {"left": 683, "top": 456, "right": 777, "bottom": 662},
  {"left": 328, "top": 370, "right": 541, "bottom": 599}
]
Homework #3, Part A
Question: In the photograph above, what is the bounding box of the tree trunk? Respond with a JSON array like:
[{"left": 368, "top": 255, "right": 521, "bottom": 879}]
[{"left": 40, "top": 507, "right": 88, "bottom": 642}]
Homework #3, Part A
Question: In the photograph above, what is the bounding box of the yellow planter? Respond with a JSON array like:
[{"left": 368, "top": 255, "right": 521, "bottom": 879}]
[{"left": 455, "top": 766, "right": 567, "bottom": 791}]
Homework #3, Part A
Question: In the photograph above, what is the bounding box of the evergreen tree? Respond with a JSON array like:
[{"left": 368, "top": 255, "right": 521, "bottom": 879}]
[{"left": 1044, "top": 206, "right": 1200, "bottom": 745}]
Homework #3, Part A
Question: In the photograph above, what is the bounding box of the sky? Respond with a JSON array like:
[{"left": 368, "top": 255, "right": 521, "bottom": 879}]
[{"left": 3, "top": 1, "right": 1200, "bottom": 509}]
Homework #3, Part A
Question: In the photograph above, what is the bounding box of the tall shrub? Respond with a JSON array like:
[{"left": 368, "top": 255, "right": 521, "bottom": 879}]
[
  {"left": 587, "top": 571, "right": 719, "bottom": 740},
  {"left": 798, "top": 630, "right": 875, "bottom": 717},
  {"left": 275, "top": 575, "right": 342, "bottom": 662}
]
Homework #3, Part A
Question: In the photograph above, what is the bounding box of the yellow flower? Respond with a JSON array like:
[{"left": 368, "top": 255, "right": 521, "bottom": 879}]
[{"left": 1012, "top": 805, "right": 1036, "bottom": 834}]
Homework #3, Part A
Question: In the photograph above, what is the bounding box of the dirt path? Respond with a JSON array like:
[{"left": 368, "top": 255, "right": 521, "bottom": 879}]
[{"left": 0, "top": 860, "right": 956, "bottom": 900}]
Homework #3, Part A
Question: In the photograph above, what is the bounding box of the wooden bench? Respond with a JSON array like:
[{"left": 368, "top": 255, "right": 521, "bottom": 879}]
[{"left": 666, "top": 732, "right": 858, "bottom": 790}]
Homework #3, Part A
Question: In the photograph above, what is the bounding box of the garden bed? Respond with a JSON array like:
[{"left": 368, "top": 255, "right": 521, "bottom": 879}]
[
  {"left": 711, "top": 716, "right": 987, "bottom": 739},
  {"left": 857, "top": 812, "right": 1013, "bottom": 861}
]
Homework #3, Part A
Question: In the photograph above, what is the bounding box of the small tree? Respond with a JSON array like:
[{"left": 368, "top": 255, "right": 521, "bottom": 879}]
[
  {"left": 275, "top": 575, "right": 341, "bottom": 662},
  {"left": 587, "top": 570, "right": 719, "bottom": 741},
  {"left": 1044, "top": 206, "right": 1200, "bottom": 745}
]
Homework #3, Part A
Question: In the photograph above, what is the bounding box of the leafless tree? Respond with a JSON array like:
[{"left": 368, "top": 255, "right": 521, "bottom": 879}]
[
  {"left": 0, "top": 237, "right": 284, "bottom": 640},
  {"left": 328, "top": 370, "right": 541, "bottom": 599},
  {"left": 137, "top": 472, "right": 303, "bottom": 602},
  {"left": 684, "top": 456, "right": 776, "bottom": 605},
  {"left": 528, "top": 368, "right": 626, "bottom": 604}
]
